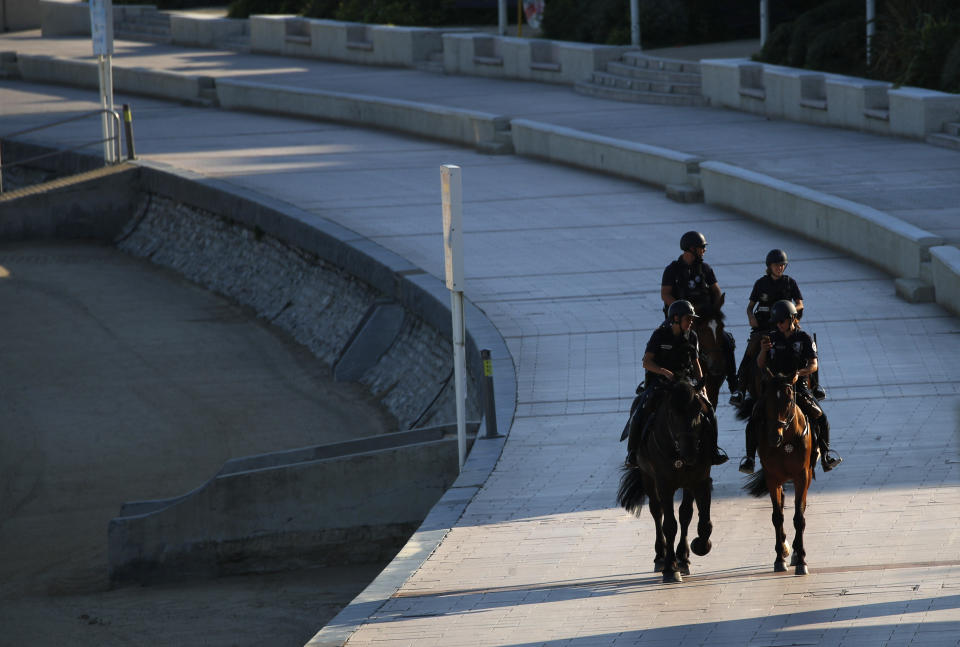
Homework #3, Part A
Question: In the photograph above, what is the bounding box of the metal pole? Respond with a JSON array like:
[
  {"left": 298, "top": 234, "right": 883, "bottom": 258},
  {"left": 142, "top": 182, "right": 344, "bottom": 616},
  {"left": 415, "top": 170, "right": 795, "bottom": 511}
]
[
  {"left": 441, "top": 164, "right": 467, "bottom": 471},
  {"left": 498, "top": 0, "right": 506, "bottom": 36},
  {"left": 480, "top": 349, "right": 501, "bottom": 438},
  {"left": 630, "top": 0, "right": 640, "bottom": 48},
  {"left": 866, "top": 0, "right": 875, "bottom": 66},
  {"left": 760, "top": 0, "right": 769, "bottom": 47},
  {"left": 122, "top": 104, "right": 136, "bottom": 160}
]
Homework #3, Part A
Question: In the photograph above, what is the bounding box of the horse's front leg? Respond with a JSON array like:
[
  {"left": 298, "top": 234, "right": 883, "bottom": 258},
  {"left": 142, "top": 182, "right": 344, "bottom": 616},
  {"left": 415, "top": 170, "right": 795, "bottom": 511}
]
[
  {"left": 790, "top": 475, "right": 810, "bottom": 575},
  {"left": 676, "top": 489, "right": 694, "bottom": 576},
  {"left": 691, "top": 476, "right": 713, "bottom": 558},
  {"left": 661, "top": 488, "right": 682, "bottom": 583},
  {"left": 767, "top": 478, "right": 789, "bottom": 573},
  {"left": 647, "top": 490, "right": 666, "bottom": 573}
]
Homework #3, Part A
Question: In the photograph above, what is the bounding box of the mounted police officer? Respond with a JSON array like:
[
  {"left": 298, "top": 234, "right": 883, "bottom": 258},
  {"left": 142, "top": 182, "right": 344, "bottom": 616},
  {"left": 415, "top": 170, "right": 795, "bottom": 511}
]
[
  {"left": 661, "top": 231, "right": 738, "bottom": 398},
  {"left": 730, "top": 249, "right": 824, "bottom": 405},
  {"left": 739, "top": 300, "right": 843, "bottom": 474},
  {"left": 622, "top": 300, "right": 729, "bottom": 468}
]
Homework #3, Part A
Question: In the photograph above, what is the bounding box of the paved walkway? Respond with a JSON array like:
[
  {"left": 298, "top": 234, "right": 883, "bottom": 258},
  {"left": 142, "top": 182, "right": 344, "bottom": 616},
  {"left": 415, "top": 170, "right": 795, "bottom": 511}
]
[{"left": 1, "top": 32, "right": 959, "bottom": 647}]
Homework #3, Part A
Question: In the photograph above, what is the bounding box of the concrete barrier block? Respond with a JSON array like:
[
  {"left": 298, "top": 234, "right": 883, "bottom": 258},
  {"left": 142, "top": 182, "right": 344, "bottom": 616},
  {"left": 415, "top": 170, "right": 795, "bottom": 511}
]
[
  {"left": 17, "top": 53, "right": 98, "bottom": 88},
  {"left": 931, "top": 246, "right": 960, "bottom": 316},
  {"left": 700, "top": 161, "right": 944, "bottom": 281},
  {"left": 826, "top": 77, "right": 891, "bottom": 134},
  {"left": 889, "top": 87, "right": 960, "bottom": 138},
  {"left": 511, "top": 119, "right": 700, "bottom": 188},
  {"left": 39, "top": 0, "right": 90, "bottom": 37},
  {"left": 700, "top": 59, "right": 743, "bottom": 109},
  {"left": 249, "top": 14, "right": 290, "bottom": 55},
  {"left": 170, "top": 15, "right": 248, "bottom": 48}
]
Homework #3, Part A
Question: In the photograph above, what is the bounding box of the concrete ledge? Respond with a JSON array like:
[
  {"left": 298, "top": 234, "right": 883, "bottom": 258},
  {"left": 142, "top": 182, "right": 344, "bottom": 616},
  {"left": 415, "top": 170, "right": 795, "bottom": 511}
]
[
  {"left": 511, "top": 118, "right": 701, "bottom": 188},
  {"left": 701, "top": 58, "right": 960, "bottom": 139},
  {"left": 170, "top": 14, "right": 249, "bottom": 49},
  {"left": 15, "top": 53, "right": 211, "bottom": 105},
  {"left": 700, "top": 161, "right": 944, "bottom": 280},
  {"left": 39, "top": 0, "right": 90, "bottom": 37},
  {"left": 215, "top": 78, "right": 513, "bottom": 152},
  {"left": 931, "top": 246, "right": 960, "bottom": 317}
]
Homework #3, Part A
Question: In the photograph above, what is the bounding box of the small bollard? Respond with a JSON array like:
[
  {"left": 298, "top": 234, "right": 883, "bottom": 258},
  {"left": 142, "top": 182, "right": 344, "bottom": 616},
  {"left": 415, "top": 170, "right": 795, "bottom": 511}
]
[
  {"left": 480, "top": 349, "right": 502, "bottom": 438},
  {"left": 122, "top": 104, "right": 136, "bottom": 160}
]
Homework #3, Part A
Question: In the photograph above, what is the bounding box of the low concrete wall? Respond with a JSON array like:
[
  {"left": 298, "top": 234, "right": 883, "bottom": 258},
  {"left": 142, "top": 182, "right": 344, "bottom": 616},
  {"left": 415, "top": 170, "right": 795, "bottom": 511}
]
[
  {"left": 443, "top": 33, "right": 628, "bottom": 84},
  {"left": 701, "top": 58, "right": 960, "bottom": 139},
  {"left": 930, "top": 246, "right": 960, "bottom": 317},
  {"left": 170, "top": 14, "right": 248, "bottom": 49},
  {"left": 511, "top": 118, "right": 701, "bottom": 189},
  {"left": 39, "top": 0, "right": 88, "bottom": 37},
  {"left": 3, "top": 0, "right": 41, "bottom": 31},
  {"left": 216, "top": 78, "right": 513, "bottom": 153},
  {"left": 108, "top": 435, "right": 463, "bottom": 582},
  {"left": 15, "top": 53, "right": 214, "bottom": 105},
  {"left": 700, "top": 161, "right": 945, "bottom": 281}
]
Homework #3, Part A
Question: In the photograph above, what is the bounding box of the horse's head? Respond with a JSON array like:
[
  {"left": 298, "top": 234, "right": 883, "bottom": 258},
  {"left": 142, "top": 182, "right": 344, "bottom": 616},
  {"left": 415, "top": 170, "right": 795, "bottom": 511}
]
[
  {"left": 761, "top": 369, "right": 799, "bottom": 448},
  {"left": 693, "top": 294, "right": 726, "bottom": 378},
  {"left": 666, "top": 378, "right": 705, "bottom": 467}
]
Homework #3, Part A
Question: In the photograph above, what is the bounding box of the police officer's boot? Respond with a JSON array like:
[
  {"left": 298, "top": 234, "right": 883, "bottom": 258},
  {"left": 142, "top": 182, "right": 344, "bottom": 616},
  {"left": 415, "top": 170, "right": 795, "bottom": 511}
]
[
  {"left": 810, "top": 369, "right": 827, "bottom": 400},
  {"left": 702, "top": 405, "right": 729, "bottom": 465},
  {"left": 813, "top": 414, "right": 842, "bottom": 472},
  {"left": 624, "top": 392, "right": 653, "bottom": 467}
]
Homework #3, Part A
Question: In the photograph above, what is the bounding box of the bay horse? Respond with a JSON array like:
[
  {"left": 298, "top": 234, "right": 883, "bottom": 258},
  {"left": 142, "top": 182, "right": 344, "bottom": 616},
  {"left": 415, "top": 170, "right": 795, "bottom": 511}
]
[
  {"left": 617, "top": 378, "right": 714, "bottom": 583},
  {"left": 691, "top": 293, "right": 728, "bottom": 408},
  {"left": 738, "top": 370, "right": 815, "bottom": 575}
]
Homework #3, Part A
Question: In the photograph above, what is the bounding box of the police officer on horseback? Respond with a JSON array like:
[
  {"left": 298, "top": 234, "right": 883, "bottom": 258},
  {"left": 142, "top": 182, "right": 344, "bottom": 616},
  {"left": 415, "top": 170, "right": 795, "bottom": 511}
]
[
  {"left": 623, "top": 299, "right": 729, "bottom": 468},
  {"left": 661, "top": 231, "right": 738, "bottom": 399},
  {"left": 739, "top": 300, "right": 843, "bottom": 474},
  {"left": 730, "top": 249, "right": 824, "bottom": 404}
]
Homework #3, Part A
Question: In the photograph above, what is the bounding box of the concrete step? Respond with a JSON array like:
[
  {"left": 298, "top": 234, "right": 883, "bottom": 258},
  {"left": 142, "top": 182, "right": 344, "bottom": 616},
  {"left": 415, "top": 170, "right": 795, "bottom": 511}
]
[
  {"left": 622, "top": 51, "right": 701, "bottom": 74},
  {"left": 114, "top": 29, "right": 172, "bottom": 44},
  {"left": 590, "top": 71, "right": 701, "bottom": 96},
  {"left": 574, "top": 80, "right": 706, "bottom": 106},
  {"left": 926, "top": 132, "right": 960, "bottom": 151},
  {"left": 606, "top": 60, "right": 701, "bottom": 84},
  {"left": 945, "top": 121, "right": 960, "bottom": 137}
]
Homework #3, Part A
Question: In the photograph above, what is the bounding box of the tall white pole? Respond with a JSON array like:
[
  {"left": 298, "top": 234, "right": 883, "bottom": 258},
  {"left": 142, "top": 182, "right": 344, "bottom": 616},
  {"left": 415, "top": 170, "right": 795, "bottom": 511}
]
[
  {"left": 630, "top": 0, "right": 640, "bottom": 48},
  {"left": 90, "top": 0, "right": 115, "bottom": 163},
  {"left": 498, "top": 0, "right": 506, "bottom": 36},
  {"left": 866, "top": 0, "right": 875, "bottom": 66},
  {"left": 441, "top": 164, "right": 467, "bottom": 472},
  {"left": 760, "top": 0, "right": 769, "bottom": 47}
]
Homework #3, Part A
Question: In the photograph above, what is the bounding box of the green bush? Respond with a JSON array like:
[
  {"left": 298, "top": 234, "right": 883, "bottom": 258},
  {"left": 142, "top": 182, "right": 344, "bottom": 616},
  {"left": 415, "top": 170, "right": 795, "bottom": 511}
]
[{"left": 941, "top": 40, "right": 960, "bottom": 93}]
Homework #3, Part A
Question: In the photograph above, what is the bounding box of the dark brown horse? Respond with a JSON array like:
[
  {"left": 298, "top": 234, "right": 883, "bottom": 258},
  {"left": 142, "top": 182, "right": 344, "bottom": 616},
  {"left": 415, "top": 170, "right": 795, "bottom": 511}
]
[
  {"left": 692, "top": 293, "right": 727, "bottom": 408},
  {"left": 618, "top": 378, "right": 714, "bottom": 583},
  {"left": 740, "top": 370, "right": 815, "bottom": 575}
]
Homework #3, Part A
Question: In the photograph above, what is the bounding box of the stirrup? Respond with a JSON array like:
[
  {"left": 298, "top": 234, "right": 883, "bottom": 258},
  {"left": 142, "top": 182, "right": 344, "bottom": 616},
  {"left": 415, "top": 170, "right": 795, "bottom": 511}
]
[
  {"left": 738, "top": 456, "right": 755, "bottom": 474},
  {"left": 712, "top": 447, "right": 729, "bottom": 465},
  {"left": 821, "top": 450, "right": 842, "bottom": 472}
]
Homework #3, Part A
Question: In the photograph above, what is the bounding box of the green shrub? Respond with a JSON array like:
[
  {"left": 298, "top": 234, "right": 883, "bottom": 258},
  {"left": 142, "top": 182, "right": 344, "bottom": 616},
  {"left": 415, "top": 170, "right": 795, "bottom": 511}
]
[
  {"left": 941, "top": 40, "right": 960, "bottom": 93},
  {"left": 805, "top": 18, "right": 864, "bottom": 76}
]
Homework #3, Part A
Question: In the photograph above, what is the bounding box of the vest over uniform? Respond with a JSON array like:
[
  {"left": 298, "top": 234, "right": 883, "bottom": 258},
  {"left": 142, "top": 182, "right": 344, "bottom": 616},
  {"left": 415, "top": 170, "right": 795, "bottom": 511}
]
[
  {"left": 662, "top": 257, "right": 717, "bottom": 311},
  {"left": 767, "top": 328, "right": 816, "bottom": 376},
  {"left": 749, "top": 274, "right": 803, "bottom": 328},
  {"left": 644, "top": 323, "right": 700, "bottom": 386}
]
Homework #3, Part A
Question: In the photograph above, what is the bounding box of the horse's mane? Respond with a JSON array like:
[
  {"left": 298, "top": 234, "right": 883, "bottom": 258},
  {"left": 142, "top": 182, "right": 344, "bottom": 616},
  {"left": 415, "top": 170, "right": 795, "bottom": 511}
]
[{"left": 668, "top": 378, "right": 701, "bottom": 418}]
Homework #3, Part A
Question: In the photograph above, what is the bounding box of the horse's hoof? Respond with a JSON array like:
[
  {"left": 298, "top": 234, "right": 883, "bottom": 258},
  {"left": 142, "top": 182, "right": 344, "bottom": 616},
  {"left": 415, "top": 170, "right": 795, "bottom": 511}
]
[
  {"left": 774, "top": 560, "right": 787, "bottom": 573},
  {"left": 691, "top": 537, "right": 712, "bottom": 556},
  {"left": 795, "top": 564, "right": 809, "bottom": 576},
  {"left": 663, "top": 571, "right": 683, "bottom": 584},
  {"left": 654, "top": 558, "right": 665, "bottom": 573},
  {"left": 680, "top": 564, "right": 690, "bottom": 576}
]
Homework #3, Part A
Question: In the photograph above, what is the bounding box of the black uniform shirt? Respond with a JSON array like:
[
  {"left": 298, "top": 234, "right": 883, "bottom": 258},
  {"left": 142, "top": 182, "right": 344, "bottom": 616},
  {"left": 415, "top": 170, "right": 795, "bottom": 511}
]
[
  {"left": 767, "top": 328, "right": 817, "bottom": 376},
  {"left": 644, "top": 323, "right": 699, "bottom": 384},
  {"left": 750, "top": 274, "right": 803, "bottom": 328},
  {"left": 662, "top": 257, "right": 717, "bottom": 306}
]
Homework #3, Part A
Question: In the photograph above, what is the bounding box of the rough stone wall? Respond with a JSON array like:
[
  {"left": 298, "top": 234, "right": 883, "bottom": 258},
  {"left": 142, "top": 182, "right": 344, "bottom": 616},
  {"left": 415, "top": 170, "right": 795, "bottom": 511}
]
[{"left": 117, "top": 193, "right": 480, "bottom": 429}]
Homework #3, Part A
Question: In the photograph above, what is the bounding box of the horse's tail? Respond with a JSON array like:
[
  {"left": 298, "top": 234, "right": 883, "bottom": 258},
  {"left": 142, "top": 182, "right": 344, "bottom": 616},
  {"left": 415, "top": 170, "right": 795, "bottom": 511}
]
[
  {"left": 617, "top": 465, "right": 647, "bottom": 515},
  {"left": 733, "top": 395, "right": 755, "bottom": 421},
  {"left": 743, "top": 468, "right": 769, "bottom": 497}
]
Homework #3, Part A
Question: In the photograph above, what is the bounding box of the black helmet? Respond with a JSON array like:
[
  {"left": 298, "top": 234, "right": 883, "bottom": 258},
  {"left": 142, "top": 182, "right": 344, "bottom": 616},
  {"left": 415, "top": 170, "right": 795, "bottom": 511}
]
[
  {"left": 667, "top": 299, "right": 699, "bottom": 323},
  {"left": 770, "top": 300, "right": 798, "bottom": 324},
  {"left": 680, "top": 231, "right": 707, "bottom": 252},
  {"left": 766, "top": 249, "right": 788, "bottom": 266}
]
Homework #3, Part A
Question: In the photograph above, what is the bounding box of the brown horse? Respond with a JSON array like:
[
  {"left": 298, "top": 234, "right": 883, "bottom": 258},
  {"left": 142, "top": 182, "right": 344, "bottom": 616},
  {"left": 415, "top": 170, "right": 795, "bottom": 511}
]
[
  {"left": 692, "top": 293, "right": 727, "bottom": 408},
  {"left": 742, "top": 370, "right": 815, "bottom": 575}
]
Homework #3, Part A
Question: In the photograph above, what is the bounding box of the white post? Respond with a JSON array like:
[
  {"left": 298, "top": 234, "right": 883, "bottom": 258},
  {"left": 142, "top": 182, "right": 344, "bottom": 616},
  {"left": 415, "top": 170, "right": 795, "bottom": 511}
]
[
  {"left": 630, "top": 0, "right": 640, "bottom": 48},
  {"left": 498, "top": 0, "right": 506, "bottom": 36},
  {"left": 441, "top": 164, "right": 467, "bottom": 472},
  {"left": 866, "top": 0, "right": 875, "bottom": 66},
  {"left": 759, "top": 0, "right": 769, "bottom": 47},
  {"left": 90, "top": 0, "right": 115, "bottom": 163}
]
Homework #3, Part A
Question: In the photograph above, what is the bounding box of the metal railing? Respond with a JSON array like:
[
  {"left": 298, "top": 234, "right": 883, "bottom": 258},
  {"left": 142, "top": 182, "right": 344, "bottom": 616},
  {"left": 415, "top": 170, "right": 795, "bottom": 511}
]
[{"left": 0, "top": 106, "right": 135, "bottom": 194}]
